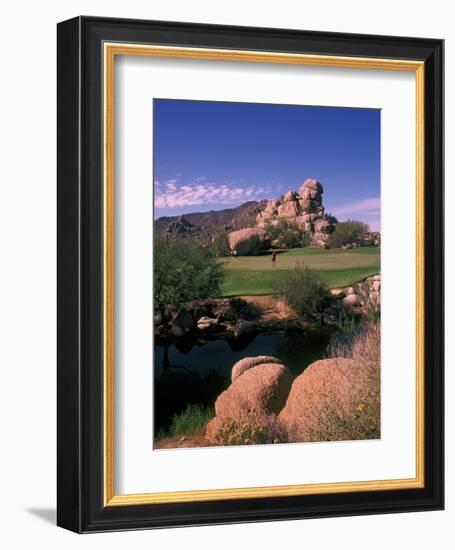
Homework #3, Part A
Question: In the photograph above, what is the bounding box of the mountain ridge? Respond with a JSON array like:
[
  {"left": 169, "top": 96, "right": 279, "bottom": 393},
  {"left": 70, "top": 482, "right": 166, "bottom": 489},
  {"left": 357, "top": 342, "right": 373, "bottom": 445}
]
[{"left": 154, "top": 200, "right": 267, "bottom": 240}]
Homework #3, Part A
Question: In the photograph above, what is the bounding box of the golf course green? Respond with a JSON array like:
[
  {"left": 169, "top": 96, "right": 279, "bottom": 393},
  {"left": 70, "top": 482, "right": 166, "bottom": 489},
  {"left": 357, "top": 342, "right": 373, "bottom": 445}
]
[{"left": 220, "top": 247, "right": 380, "bottom": 296}]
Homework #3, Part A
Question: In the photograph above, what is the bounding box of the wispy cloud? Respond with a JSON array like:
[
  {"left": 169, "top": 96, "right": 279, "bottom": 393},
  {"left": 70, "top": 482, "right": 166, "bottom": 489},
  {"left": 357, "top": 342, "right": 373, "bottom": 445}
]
[
  {"left": 328, "top": 197, "right": 380, "bottom": 231},
  {"left": 155, "top": 178, "right": 272, "bottom": 209},
  {"left": 329, "top": 197, "right": 380, "bottom": 216}
]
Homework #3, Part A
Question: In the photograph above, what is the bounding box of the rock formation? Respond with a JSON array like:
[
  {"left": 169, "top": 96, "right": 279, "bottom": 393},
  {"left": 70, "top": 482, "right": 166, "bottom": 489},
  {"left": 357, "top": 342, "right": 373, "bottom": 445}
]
[
  {"left": 227, "top": 227, "right": 270, "bottom": 255},
  {"left": 278, "top": 358, "right": 358, "bottom": 442},
  {"left": 205, "top": 360, "right": 293, "bottom": 444},
  {"left": 231, "top": 355, "right": 284, "bottom": 382},
  {"left": 255, "top": 178, "right": 336, "bottom": 248},
  {"left": 164, "top": 215, "right": 211, "bottom": 242},
  {"left": 330, "top": 274, "right": 381, "bottom": 311}
]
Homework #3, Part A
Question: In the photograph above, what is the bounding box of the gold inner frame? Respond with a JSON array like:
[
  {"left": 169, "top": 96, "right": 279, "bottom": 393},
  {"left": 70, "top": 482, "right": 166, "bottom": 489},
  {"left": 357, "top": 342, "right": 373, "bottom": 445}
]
[{"left": 103, "top": 43, "right": 425, "bottom": 507}]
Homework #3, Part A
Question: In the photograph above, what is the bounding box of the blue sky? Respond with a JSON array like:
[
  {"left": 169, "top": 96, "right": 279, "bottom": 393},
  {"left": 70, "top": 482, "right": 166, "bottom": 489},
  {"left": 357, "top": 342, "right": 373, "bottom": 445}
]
[{"left": 154, "top": 99, "right": 380, "bottom": 230}]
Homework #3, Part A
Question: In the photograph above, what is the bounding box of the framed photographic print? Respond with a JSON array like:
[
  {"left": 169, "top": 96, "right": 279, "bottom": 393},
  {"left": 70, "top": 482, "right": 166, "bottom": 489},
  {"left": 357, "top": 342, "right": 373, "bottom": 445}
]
[{"left": 57, "top": 16, "right": 444, "bottom": 533}]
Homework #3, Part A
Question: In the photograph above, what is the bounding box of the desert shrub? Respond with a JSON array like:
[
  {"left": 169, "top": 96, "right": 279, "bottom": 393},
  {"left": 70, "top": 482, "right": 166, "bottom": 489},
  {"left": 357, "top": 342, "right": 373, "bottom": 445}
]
[
  {"left": 301, "top": 231, "right": 313, "bottom": 247},
  {"left": 211, "top": 233, "right": 230, "bottom": 257},
  {"left": 328, "top": 219, "right": 370, "bottom": 248},
  {"left": 306, "top": 322, "right": 381, "bottom": 441},
  {"left": 264, "top": 219, "right": 304, "bottom": 248},
  {"left": 356, "top": 280, "right": 381, "bottom": 325},
  {"left": 227, "top": 297, "right": 261, "bottom": 320},
  {"left": 154, "top": 238, "right": 224, "bottom": 315},
  {"left": 274, "top": 262, "right": 331, "bottom": 325},
  {"left": 213, "top": 414, "right": 287, "bottom": 446},
  {"left": 330, "top": 280, "right": 381, "bottom": 355},
  {"left": 333, "top": 307, "right": 358, "bottom": 343},
  {"left": 156, "top": 403, "right": 214, "bottom": 441},
  {"left": 325, "top": 212, "right": 339, "bottom": 225}
]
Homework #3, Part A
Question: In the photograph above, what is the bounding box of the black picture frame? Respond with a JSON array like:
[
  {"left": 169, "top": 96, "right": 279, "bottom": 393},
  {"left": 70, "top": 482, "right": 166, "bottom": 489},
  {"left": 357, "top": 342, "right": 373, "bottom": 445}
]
[{"left": 57, "top": 16, "right": 444, "bottom": 533}]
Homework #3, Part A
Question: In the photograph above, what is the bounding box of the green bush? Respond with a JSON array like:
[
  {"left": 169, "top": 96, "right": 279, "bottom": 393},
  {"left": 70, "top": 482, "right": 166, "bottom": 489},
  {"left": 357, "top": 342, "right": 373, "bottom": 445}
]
[
  {"left": 328, "top": 219, "right": 369, "bottom": 248},
  {"left": 210, "top": 233, "right": 230, "bottom": 257},
  {"left": 325, "top": 212, "right": 339, "bottom": 225},
  {"left": 275, "top": 262, "right": 331, "bottom": 324},
  {"left": 156, "top": 403, "right": 214, "bottom": 440},
  {"left": 154, "top": 238, "right": 225, "bottom": 315},
  {"left": 264, "top": 219, "right": 305, "bottom": 249}
]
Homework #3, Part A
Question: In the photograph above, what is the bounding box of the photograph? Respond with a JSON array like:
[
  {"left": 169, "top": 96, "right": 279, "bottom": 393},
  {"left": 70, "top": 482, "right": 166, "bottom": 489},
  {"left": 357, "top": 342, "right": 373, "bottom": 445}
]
[
  {"left": 153, "top": 99, "right": 381, "bottom": 449},
  {"left": 52, "top": 9, "right": 444, "bottom": 536}
]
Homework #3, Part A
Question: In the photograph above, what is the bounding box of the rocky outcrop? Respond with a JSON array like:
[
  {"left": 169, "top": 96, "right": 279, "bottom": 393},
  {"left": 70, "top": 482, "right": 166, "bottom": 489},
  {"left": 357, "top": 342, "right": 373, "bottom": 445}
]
[
  {"left": 206, "top": 361, "right": 293, "bottom": 444},
  {"left": 171, "top": 307, "right": 194, "bottom": 336},
  {"left": 164, "top": 215, "right": 211, "bottom": 242},
  {"left": 338, "top": 275, "right": 381, "bottom": 310},
  {"left": 322, "top": 274, "right": 381, "bottom": 322},
  {"left": 196, "top": 316, "right": 220, "bottom": 333},
  {"left": 255, "top": 179, "right": 335, "bottom": 248},
  {"left": 227, "top": 227, "right": 269, "bottom": 255},
  {"left": 154, "top": 297, "right": 265, "bottom": 340}
]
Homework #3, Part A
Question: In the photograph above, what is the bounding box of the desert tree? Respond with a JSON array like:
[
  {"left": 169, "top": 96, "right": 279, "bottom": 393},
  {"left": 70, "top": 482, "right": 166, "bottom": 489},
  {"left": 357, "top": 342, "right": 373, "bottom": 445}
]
[{"left": 154, "top": 238, "right": 225, "bottom": 317}]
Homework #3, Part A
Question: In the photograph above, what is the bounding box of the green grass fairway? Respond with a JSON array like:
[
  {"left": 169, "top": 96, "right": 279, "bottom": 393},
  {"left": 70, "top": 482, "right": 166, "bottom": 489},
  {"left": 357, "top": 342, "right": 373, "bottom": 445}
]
[{"left": 220, "top": 247, "right": 380, "bottom": 296}]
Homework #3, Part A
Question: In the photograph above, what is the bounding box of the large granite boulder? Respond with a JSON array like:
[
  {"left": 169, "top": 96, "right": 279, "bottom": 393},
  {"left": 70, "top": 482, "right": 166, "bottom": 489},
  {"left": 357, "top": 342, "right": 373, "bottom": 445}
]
[
  {"left": 279, "top": 358, "right": 356, "bottom": 442},
  {"left": 206, "top": 362, "right": 293, "bottom": 444},
  {"left": 264, "top": 199, "right": 280, "bottom": 214},
  {"left": 283, "top": 190, "right": 297, "bottom": 202},
  {"left": 299, "top": 178, "right": 324, "bottom": 194},
  {"left": 196, "top": 316, "right": 219, "bottom": 333},
  {"left": 277, "top": 201, "right": 300, "bottom": 218},
  {"left": 231, "top": 355, "right": 283, "bottom": 382},
  {"left": 300, "top": 187, "right": 322, "bottom": 202},
  {"left": 227, "top": 227, "right": 268, "bottom": 255}
]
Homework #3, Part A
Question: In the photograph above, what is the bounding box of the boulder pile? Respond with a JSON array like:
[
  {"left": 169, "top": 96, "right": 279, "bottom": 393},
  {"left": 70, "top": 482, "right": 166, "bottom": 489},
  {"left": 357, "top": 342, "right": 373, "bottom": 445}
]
[
  {"left": 254, "top": 179, "right": 336, "bottom": 248},
  {"left": 330, "top": 274, "right": 381, "bottom": 311}
]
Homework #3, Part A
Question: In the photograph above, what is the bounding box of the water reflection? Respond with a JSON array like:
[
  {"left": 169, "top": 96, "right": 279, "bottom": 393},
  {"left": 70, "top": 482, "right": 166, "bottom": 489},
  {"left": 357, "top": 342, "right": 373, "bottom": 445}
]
[{"left": 154, "top": 329, "right": 333, "bottom": 433}]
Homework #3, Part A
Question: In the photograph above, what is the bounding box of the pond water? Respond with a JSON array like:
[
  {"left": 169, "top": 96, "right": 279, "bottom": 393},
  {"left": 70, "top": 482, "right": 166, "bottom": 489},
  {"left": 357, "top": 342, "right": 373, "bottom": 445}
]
[{"left": 154, "top": 329, "right": 334, "bottom": 435}]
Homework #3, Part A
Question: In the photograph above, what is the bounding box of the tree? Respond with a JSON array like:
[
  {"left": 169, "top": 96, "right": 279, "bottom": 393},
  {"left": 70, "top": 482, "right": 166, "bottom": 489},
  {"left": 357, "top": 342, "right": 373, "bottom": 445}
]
[
  {"left": 264, "top": 219, "right": 303, "bottom": 249},
  {"left": 210, "top": 233, "right": 230, "bottom": 257},
  {"left": 327, "top": 219, "right": 369, "bottom": 248},
  {"left": 154, "top": 238, "right": 224, "bottom": 316},
  {"left": 325, "top": 212, "right": 339, "bottom": 225},
  {"left": 275, "top": 262, "right": 331, "bottom": 325}
]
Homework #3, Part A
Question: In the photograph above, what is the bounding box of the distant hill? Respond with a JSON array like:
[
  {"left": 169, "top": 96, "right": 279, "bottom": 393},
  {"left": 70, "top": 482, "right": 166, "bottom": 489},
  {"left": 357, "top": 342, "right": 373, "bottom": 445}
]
[{"left": 155, "top": 200, "right": 267, "bottom": 242}]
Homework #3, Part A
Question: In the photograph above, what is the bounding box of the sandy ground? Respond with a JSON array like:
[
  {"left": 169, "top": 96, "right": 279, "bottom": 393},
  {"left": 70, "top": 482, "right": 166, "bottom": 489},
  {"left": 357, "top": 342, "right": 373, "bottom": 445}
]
[
  {"left": 240, "top": 295, "right": 298, "bottom": 323},
  {"left": 154, "top": 434, "right": 210, "bottom": 449}
]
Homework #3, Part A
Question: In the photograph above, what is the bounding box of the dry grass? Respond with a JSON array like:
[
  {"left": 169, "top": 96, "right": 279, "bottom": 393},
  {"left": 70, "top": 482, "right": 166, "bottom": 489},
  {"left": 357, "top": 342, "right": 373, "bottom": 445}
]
[
  {"left": 306, "top": 321, "right": 381, "bottom": 441},
  {"left": 212, "top": 414, "right": 288, "bottom": 446}
]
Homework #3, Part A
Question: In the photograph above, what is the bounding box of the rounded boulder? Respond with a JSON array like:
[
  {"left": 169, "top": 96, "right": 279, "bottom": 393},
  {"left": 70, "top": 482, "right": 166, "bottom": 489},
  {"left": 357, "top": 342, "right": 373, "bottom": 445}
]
[
  {"left": 231, "top": 355, "right": 283, "bottom": 382},
  {"left": 228, "top": 227, "right": 268, "bottom": 255},
  {"left": 206, "top": 363, "right": 293, "bottom": 443},
  {"left": 279, "top": 358, "right": 356, "bottom": 442}
]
